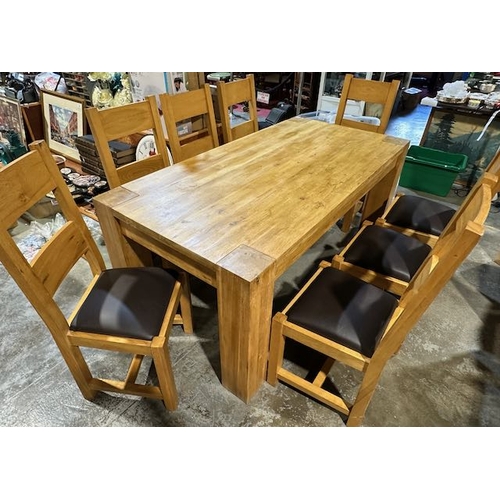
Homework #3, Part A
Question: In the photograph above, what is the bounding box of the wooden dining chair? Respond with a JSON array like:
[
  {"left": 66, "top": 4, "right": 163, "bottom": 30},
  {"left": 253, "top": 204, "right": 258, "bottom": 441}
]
[
  {"left": 331, "top": 176, "right": 493, "bottom": 296},
  {"left": 267, "top": 180, "right": 490, "bottom": 426},
  {"left": 0, "top": 140, "right": 192, "bottom": 410},
  {"left": 335, "top": 74, "right": 401, "bottom": 134},
  {"left": 159, "top": 84, "right": 219, "bottom": 164},
  {"left": 85, "top": 96, "right": 172, "bottom": 189},
  {"left": 85, "top": 95, "right": 193, "bottom": 333},
  {"left": 377, "top": 148, "right": 500, "bottom": 245},
  {"left": 216, "top": 74, "right": 259, "bottom": 143},
  {"left": 336, "top": 74, "right": 401, "bottom": 232}
]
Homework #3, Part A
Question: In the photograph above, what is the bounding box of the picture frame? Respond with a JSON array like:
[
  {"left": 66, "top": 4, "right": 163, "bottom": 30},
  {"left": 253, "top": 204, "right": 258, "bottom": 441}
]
[
  {"left": 129, "top": 72, "right": 169, "bottom": 102},
  {"left": 0, "top": 95, "right": 27, "bottom": 147},
  {"left": 40, "top": 89, "right": 86, "bottom": 162}
]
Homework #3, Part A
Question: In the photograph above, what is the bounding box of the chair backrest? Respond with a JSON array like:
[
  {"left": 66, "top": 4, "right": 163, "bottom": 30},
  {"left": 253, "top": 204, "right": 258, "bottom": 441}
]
[
  {"left": 159, "top": 84, "right": 219, "bottom": 164},
  {"left": 433, "top": 170, "right": 496, "bottom": 255},
  {"left": 216, "top": 74, "right": 259, "bottom": 143},
  {"left": 0, "top": 140, "right": 106, "bottom": 343},
  {"left": 484, "top": 147, "right": 500, "bottom": 194},
  {"left": 85, "top": 96, "right": 171, "bottom": 189},
  {"left": 334, "top": 74, "right": 400, "bottom": 134}
]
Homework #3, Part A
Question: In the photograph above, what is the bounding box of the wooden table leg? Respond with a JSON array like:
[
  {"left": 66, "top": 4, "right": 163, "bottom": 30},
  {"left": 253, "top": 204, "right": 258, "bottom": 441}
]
[
  {"left": 362, "top": 143, "right": 408, "bottom": 222},
  {"left": 94, "top": 190, "right": 151, "bottom": 268},
  {"left": 217, "top": 245, "right": 276, "bottom": 403}
]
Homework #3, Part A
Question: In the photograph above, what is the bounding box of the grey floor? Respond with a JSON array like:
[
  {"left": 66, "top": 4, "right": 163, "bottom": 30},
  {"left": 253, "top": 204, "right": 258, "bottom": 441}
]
[{"left": 1, "top": 104, "right": 500, "bottom": 429}]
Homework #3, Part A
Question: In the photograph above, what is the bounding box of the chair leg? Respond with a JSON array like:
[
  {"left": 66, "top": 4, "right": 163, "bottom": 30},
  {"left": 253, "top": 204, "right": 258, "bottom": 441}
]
[
  {"left": 346, "top": 357, "right": 386, "bottom": 427},
  {"left": 151, "top": 337, "right": 178, "bottom": 411},
  {"left": 341, "top": 199, "right": 364, "bottom": 232},
  {"left": 341, "top": 206, "right": 356, "bottom": 232},
  {"left": 178, "top": 271, "right": 194, "bottom": 334},
  {"left": 267, "top": 313, "right": 287, "bottom": 386},
  {"left": 160, "top": 258, "right": 194, "bottom": 334},
  {"left": 61, "top": 341, "right": 98, "bottom": 401}
]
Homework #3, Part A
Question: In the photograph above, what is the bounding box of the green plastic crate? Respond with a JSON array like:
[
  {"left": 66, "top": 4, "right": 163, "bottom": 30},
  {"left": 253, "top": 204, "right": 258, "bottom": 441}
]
[{"left": 399, "top": 145, "right": 468, "bottom": 197}]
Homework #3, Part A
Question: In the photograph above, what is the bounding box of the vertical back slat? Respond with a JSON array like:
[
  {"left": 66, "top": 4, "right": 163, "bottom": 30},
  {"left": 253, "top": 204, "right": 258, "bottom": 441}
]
[
  {"left": 159, "top": 84, "right": 219, "bottom": 163},
  {"left": 0, "top": 151, "right": 55, "bottom": 230},
  {"left": 216, "top": 75, "right": 259, "bottom": 143}
]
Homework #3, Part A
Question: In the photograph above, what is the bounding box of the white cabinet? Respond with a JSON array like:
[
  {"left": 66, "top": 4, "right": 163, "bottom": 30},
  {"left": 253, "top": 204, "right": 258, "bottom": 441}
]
[{"left": 317, "top": 72, "right": 373, "bottom": 115}]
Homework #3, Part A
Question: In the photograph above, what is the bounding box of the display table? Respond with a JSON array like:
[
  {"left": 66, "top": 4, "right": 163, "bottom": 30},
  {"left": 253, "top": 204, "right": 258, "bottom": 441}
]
[{"left": 420, "top": 102, "right": 500, "bottom": 186}]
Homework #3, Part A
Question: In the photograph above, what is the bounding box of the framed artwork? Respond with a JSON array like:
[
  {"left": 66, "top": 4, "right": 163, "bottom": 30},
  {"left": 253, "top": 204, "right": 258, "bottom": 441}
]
[
  {"left": 40, "top": 89, "right": 86, "bottom": 162},
  {"left": 0, "top": 95, "right": 27, "bottom": 146},
  {"left": 129, "top": 72, "right": 169, "bottom": 102}
]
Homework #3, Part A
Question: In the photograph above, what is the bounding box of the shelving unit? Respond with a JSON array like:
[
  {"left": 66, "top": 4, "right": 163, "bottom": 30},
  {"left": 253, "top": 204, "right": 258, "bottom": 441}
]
[
  {"left": 292, "top": 72, "right": 321, "bottom": 114},
  {"left": 60, "top": 72, "right": 92, "bottom": 107}
]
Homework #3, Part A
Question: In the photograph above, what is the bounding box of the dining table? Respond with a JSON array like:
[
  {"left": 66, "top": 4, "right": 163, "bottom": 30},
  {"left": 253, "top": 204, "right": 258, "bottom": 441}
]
[{"left": 93, "top": 117, "right": 410, "bottom": 403}]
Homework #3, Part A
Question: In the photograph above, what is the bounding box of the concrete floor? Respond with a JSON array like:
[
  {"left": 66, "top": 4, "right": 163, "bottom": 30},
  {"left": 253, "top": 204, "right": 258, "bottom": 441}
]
[{"left": 1, "top": 105, "right": 499, "bottom": 429}]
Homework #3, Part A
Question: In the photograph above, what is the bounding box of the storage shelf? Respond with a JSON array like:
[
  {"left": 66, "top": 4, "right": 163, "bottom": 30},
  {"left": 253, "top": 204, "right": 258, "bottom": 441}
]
[
  {"left": 292, "top": 73, "right": 320, "bottom": 113},
  {"left": 60, "top": 72, "right": 92, "bottom": 107}
]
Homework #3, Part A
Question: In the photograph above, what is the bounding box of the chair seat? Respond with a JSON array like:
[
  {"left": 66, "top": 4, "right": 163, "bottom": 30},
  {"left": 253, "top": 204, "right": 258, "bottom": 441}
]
[
  {"left": 343, "top": 225, "right": 432, "bottom": 282},
  {"left": 385, "top": 194, "right": 456, "bottom": 236},
  {"left": 70, "top": 267, "right": 177, "bottom": 341},
  {"left": 286, "top": 267, "right": 399, "bottom": 357}
]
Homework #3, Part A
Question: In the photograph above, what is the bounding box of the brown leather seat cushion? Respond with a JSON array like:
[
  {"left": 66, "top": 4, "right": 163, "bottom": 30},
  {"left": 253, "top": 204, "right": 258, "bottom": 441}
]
[
  {"left": 385, "top": 194, "right": 456, "bottom": 236},
  {"left": 343, "top": 225, "right": 431, "bottom": 282},
  {"left": 70, "top": 267, "right": 177, "bottom": 341},
  {"left": 286, "top": 267, "right": 398, "bottom": 357}
]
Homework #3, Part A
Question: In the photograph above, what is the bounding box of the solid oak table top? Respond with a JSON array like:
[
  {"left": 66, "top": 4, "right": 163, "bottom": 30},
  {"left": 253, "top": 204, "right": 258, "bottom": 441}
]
[{"left": 94, "top": 118, "right": 409, "bottom": 281}]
